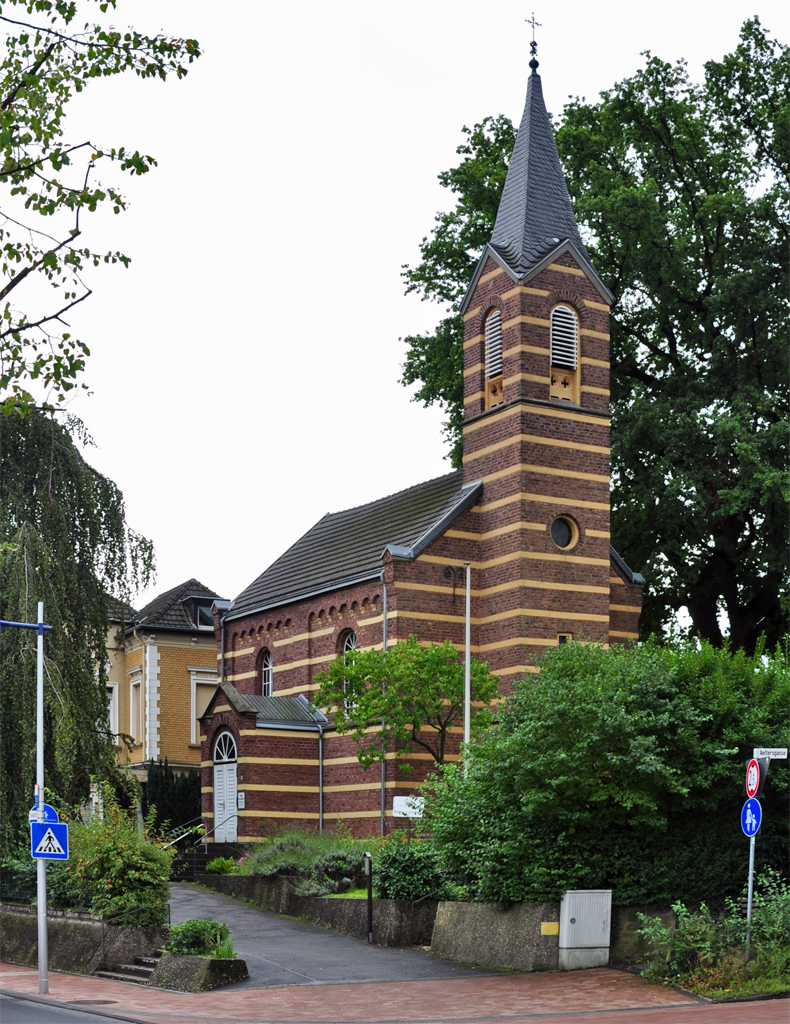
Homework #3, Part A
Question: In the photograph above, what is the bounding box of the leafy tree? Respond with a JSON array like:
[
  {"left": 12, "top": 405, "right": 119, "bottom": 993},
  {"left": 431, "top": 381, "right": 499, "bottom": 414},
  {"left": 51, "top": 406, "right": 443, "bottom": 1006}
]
[
  {"left": 0, "top": 0, "right": 200, "bottom": 414},
  {"left": 400, "top": 20, "right": 789, "bottom": 653},
  {"left": 0, "top": 411, "right": 154, "bottom": 853},
  {"left": 422, "top": 639, "right": 790, "bottom": 906},
  {"left": 314, "top": 635, "right": 499, "bottom": 769}
]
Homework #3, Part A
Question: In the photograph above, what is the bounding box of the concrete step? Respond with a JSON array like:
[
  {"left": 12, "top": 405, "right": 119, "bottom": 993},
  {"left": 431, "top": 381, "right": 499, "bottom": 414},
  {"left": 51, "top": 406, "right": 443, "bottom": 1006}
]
[
  {"left": 94, "top": 969, "right": 151, "bottom": 985},
  {"left": 114, "top": 962, "right": 155, "bottom": 979}
]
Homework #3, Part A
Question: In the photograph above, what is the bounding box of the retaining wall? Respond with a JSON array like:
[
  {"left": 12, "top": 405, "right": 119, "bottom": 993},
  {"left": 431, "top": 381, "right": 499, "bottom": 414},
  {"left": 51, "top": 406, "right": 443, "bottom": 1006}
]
[
  {"left": 193, "top": 874, "right": 437, "bottom": 946},
  {"left": 0, "top": 904, "right": 168, "bottom": 974}
]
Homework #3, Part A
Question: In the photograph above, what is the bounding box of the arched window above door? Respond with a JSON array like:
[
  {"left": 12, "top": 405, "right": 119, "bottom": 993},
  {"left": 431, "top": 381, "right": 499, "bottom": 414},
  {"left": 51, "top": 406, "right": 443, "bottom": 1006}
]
[{"left": 214, "top": 730, "right": 237, "bottom": 763}]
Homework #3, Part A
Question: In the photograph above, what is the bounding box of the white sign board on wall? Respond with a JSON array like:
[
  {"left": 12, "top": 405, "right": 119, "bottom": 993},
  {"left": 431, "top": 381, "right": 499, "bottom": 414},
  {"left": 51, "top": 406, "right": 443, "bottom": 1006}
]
[{"left": 392, "top": 796, "right": 424, "bottom": 818}]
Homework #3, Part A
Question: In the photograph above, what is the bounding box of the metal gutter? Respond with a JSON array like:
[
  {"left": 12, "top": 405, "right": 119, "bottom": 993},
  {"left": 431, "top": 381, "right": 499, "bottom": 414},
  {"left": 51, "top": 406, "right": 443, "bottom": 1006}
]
[
  {"left": 609, "top": 545, "right": 646, "bottom": 585},
  {"left": 382, "top": 481, "right": 483, "bottom": 562}
]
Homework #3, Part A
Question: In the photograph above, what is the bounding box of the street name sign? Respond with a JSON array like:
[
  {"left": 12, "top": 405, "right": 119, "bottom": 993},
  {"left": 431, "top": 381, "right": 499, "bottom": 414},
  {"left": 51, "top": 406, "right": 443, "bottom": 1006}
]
[
  {"left": 741, "top": 798, "right": 761, "bottom": 838},
  {"left": 753, "top": 748, "right": 787, "bottom": 760},
  {"left": 31, "top": 821, "right": 68, "bottom": 860},
  {"left": 28, "top": 803, "right": 59, "bottom": 824}
]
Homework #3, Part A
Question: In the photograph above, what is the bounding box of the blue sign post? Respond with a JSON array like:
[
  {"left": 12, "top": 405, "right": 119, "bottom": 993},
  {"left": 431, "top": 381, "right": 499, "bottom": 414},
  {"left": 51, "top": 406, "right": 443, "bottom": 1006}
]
[
  {"left": 31, "top": 821, "right": 69, "bottom": 860},
  {"left": 741, "top": 795, "right": 763, "bottom": 960},
  {"left": 741, "top": 798, "right": 761, "bottom": 837}
]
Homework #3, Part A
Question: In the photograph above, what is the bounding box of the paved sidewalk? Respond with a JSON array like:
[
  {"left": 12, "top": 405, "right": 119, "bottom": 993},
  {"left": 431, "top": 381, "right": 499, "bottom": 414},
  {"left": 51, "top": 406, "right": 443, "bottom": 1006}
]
[{"left": 8, "top": 960, "right": 781, "bottom": 1024}]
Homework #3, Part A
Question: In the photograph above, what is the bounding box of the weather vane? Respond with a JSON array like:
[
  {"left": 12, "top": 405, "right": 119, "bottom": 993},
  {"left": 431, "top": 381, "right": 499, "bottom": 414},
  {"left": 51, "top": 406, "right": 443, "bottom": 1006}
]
[{"left": 526, "top": 12, "right": 541, "bottom": 66}]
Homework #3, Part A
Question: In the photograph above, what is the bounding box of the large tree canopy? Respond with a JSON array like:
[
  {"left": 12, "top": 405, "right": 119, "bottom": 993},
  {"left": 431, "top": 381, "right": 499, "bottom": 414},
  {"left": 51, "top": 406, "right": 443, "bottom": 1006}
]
[
  {"left": 0, "top": 0, "right": 200, "bottom": 414},
  {"left": 400, "top": 19, "right": 788, "bottom": 653}
]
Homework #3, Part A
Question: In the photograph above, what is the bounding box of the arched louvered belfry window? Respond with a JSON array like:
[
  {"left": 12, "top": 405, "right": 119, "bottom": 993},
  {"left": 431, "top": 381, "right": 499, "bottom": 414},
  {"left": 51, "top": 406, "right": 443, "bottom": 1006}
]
[
  {"left": 260, "top": 649, "right": 273, "bottom": 697},
  {"left": 550, "top": 304, "right": 579, "bottom": 403},
  {"left": 484, "top": 309, "right": 504, "bottom": 408}
]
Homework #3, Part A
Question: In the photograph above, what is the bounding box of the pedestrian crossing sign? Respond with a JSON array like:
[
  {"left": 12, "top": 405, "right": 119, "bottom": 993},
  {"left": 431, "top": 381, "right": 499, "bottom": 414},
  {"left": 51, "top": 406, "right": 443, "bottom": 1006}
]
[{"left": 31, "top": 821, "right": 68, "bottom": 860}]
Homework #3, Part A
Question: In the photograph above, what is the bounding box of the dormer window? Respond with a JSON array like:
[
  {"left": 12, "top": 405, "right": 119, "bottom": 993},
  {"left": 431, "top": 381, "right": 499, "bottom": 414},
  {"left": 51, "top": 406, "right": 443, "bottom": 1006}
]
[
  {"left": 550, "top": 304, "right": 579, "bottom": 403},
  {"left": 180, "top": 595, "right": 216, "bottom": 631},
  {"left": 485, "top": 309, "right": 504, "bottom": 409}
]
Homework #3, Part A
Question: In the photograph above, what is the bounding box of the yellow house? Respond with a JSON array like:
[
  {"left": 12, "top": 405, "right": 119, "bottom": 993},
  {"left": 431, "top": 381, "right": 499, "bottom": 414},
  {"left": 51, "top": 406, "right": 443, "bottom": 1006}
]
[{"left": 106, "top": 580, "right": 225, "bottom": 788}]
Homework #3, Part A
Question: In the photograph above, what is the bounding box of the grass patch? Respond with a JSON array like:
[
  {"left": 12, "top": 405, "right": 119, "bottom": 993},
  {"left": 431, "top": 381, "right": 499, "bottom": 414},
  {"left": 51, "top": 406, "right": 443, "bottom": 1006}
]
[
  {"left": 695, "top": 976, "right": 790, "bottom": 1000},
  {"left": 325, "top": 887, "right": 368, "bottom": 899}
]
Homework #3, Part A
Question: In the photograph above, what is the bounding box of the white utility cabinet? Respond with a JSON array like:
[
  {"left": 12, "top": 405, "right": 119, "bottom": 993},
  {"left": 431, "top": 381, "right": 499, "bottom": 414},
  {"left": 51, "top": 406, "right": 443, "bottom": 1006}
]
[{"left": 558, "top": 889, "right": 612, "bottom": 970}]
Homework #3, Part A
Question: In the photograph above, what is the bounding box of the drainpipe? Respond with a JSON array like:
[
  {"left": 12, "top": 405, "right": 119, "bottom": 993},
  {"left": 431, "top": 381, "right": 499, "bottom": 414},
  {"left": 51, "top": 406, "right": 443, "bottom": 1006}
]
[
  {"left": 380, "top": 572, "right": 388, "bottom": 836},
  {"left": 220, "top": 615, "right": 226, "bottom": 683},
  {"left": 318, "top": 723, "right": 324, "bottom": 833}
]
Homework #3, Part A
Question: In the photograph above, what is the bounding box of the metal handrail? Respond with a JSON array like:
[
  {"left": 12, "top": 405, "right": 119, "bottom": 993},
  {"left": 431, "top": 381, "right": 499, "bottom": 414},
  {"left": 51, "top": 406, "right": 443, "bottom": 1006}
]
[
  {"left": 191, "top": 814, "right": 238, "bottom": 877},
  {"left": 161, "top": 823, "right": 205, "bottom": 851},
  {"left": 100, "top": 900, "right": 171, "bottom": 969},
  {"left": 162, "top": 815, "right": 203, "bottom": 838}
]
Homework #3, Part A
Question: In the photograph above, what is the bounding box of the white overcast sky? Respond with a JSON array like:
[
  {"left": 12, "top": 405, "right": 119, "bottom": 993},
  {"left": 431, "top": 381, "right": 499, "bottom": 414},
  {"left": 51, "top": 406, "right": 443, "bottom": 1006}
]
[{"left": 53, "top": 0, "right": 788, "bottom": 610}]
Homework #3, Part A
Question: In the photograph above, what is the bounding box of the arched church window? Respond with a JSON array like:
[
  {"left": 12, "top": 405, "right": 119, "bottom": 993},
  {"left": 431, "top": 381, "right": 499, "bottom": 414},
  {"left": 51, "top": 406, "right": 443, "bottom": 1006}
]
[
  {"left": 260, "top": 649, "right": 273, "bottom": 697},
  {"left": 214, "top": 730, "right": 237, "bottom": 763},
  {"left": 550, "top": 304, "right": 579, "bottom": 403},
  {"left": 340, "top": 630, "right": 358, "bottom": 713},
  {"left": 484, "top": 309, "right": 504, "bottom": 409}
]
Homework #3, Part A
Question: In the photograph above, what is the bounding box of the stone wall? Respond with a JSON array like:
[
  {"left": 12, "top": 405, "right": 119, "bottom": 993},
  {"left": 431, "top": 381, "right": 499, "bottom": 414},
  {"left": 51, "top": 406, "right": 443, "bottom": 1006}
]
[
  {"left": 194, "top": 874, "right": 437, "bottom": 947},
  {"left": 0, "top": 904, "right": 168, "bottom": 974},
  {"left": 430, "top": 901, "right": 561, "bottom": 971}
]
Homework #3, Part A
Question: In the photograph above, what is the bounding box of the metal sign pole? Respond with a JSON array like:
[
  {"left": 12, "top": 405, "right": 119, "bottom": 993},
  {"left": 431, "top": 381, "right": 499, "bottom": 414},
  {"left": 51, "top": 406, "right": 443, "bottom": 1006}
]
[
  {"left": 36, "top": 601, "right": 49, "bottom": 995},
  {"left": 745, "top": 834, "right": 755, "bottom": 960}
]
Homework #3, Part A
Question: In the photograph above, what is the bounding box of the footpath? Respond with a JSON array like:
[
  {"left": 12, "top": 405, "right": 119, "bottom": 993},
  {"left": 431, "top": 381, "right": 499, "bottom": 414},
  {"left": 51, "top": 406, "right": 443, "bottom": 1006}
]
[{"left": 1, "top": 884, "right": 787, "bottom": 1024}]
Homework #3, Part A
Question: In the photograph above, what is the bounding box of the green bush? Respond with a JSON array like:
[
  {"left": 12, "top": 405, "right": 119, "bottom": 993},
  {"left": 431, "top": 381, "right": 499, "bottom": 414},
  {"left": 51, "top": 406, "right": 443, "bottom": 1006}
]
[
  {"left": 206, "top": 857, "right": 237, "bottom": 875},
  {"left": 373, "top": 838, "right": 448, "bottom": 901},
  {"left": 55, "top": 790, "right": 174, "bottom": 924},
  {"left": 638, "top": 870, "right": 790, "bottom": 998},
  {"left": 424, "top": 639, "right": 789, "bottom": 905},
  {"left": 164, "top": 918, "right": 235, "bottom": 958},
  {"left": 245, "top": 827, "right": 369, "bottom": 896}
]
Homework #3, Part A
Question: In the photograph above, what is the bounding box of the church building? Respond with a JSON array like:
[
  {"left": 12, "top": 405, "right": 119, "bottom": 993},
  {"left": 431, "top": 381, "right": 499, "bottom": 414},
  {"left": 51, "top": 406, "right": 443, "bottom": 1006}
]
[{"left": 200, "top": 55, "right": 644, "bottom": 841}]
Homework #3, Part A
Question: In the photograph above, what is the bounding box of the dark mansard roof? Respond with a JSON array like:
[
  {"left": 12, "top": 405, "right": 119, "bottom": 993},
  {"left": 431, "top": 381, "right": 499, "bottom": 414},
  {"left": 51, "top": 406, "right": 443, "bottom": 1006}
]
[
  {"left": 226, "top": 471, "right": 482, "bottom": 622},
  {"left": 132, "top": 578, "right": 225, "bottom": 633}
]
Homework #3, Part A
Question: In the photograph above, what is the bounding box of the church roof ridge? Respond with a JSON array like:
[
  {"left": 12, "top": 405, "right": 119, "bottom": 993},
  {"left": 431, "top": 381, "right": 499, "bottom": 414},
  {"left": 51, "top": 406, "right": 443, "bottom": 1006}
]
[{"left": 489, "top": 66, "right": 587, "bottom": 278}]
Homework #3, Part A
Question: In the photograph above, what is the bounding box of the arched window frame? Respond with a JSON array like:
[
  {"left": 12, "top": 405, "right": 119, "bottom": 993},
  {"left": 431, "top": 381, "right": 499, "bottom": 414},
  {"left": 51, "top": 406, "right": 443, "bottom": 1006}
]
[
  {"left": 260, "top": 648, "right": 273, "bottom": 697},
  {"left": 340, "top": 630, "right": 358, "bottom": 713},
  {"left": 550, "top": 304, "right": 580, "bottom": 403},
  {"left": 213, "top": 730, "right": 237, "bottom": 763},
  {"left": 484, "top": 308, "right": 504, "bottom": 409}
]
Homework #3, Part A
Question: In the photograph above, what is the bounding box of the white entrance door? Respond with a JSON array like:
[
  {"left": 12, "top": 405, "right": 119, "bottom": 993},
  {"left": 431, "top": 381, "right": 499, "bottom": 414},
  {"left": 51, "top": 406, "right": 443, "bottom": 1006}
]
[{"left": 213, "top": 732, "right": 238, "bottom": 843}]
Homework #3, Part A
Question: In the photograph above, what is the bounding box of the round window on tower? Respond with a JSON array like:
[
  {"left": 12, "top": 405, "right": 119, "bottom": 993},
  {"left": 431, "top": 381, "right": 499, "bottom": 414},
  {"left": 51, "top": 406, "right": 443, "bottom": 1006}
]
[{"left": 550, "top": 516, "right": 578, "bottom": 550}]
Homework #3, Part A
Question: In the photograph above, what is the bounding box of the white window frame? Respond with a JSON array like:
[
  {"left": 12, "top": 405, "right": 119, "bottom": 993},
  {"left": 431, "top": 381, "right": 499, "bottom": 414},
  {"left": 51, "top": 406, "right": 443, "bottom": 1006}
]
[
  {"left": 129, "top": 670, "right": 142, "bottom": 743},
  {"left": 190, "top": 666, "right": 217, "bottom": 744},
  {"left": 106, "top": 682, "right": 119, "bottom": 741},
  {"left": 260, "top": 649, "right": 273, "bottom": 697}
]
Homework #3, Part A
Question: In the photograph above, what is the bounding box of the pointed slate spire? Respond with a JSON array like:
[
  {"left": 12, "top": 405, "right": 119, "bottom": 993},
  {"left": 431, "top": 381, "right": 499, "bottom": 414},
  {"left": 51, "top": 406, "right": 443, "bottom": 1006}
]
[{"left": 490, "top": 62, "right": 588, "bottom": 277}]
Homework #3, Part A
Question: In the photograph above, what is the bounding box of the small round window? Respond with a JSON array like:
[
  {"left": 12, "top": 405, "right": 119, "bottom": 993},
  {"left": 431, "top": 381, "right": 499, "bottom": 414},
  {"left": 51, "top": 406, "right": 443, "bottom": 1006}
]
[{"left": 550, "top": 516, "right": 578, "bottom": 550}]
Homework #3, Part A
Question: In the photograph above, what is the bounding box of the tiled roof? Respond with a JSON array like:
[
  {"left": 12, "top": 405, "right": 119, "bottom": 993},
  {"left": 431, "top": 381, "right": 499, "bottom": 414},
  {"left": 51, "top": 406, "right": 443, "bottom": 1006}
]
[
  {"left": 133, "top": 578, "right": 225, "bottom": 632},
  {"left": 227, "top": 471, "right": 481, "bottom": 621},
  {"left": 107, "top": 595, "right": 137, "bottom": 623},
  {"left": 490, "top": 66, "right": 588, "bottom": 277}
]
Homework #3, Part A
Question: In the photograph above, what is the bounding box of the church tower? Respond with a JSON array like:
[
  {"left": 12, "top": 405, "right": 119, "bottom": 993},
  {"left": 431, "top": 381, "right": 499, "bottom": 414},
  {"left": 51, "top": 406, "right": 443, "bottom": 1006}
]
[{"left": 460, "top": 53, "right": 616, "bottom": 680}]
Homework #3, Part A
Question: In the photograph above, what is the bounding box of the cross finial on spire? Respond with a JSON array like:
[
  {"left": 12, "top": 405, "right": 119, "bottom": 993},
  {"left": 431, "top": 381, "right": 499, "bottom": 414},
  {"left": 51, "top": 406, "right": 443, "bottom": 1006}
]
[{"left": 526, "top": 12, "right": 541, "bottom": 71}]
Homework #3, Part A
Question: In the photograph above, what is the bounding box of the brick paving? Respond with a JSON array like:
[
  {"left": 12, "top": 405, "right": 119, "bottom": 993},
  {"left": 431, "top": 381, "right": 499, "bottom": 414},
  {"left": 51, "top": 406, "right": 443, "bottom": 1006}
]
[{"left": 2, "top": 961, "right": 787, "bottom": 1024}]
